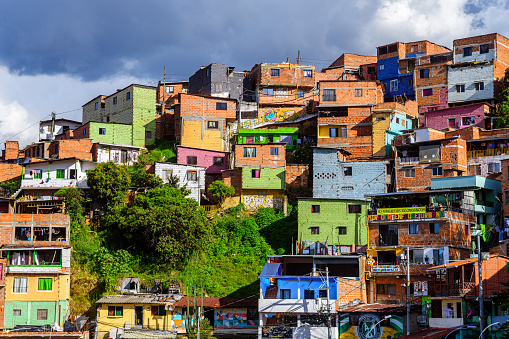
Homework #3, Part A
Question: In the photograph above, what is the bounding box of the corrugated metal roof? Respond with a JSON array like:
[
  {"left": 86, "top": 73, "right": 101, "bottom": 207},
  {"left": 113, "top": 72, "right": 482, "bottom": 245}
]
[
  {"left": 95, "top": 294, "right": 182, "bottom": 305},
  {"left": 121, "top": 329, "right": 176, "bottom": 339},
  {"left": 174, "top": 297, "right": 258, "bottom": 308},
  {"left": 259, "top": 263, "right": 281, "bottom": 278}
]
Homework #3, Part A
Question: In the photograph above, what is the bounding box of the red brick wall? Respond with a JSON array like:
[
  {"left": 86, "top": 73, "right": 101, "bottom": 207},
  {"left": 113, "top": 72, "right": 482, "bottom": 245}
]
[
  {"left": 2, "top": 141, "right": 19, "bottom": 161},
  {"left": 222, "top": 169, "right": 242, "bottom": 196},
  {"left": 179, "top": 94, "right": 236, "bottom": 119},
  {"left": 0, "top": 164, "right": 22, "bottom": 183},
  {"left": 319, "top": 81, "right": 384, "bottom": 106},
  {"left": 374, "top": 274, "right": 428, "bottom": 303},
  {"left": 328, "top": 53, "right": 377, "bottom": 70},
  {"left": 501, "top": 159, "right": 509, "bottom": 217},
  {"left": 445, "top": 125, "right": 481, "bottom": 140},
  {"left": 234, "top": 143, "right": 286, "bottom": 167},
  {"left": 157, "top": 83, "right": 186, "bottom": 138},
  {"left": 253, "top": 63, "right": 315, "bottom": 87},
  {"left": 374, "top": 101, "right": 418, "bottom": 118},
  {"left": 48, "top": 139, "right": 93, "bottom": 160},
  {"left": 285, "top": 164, "right": 309, "bottom": 188}
]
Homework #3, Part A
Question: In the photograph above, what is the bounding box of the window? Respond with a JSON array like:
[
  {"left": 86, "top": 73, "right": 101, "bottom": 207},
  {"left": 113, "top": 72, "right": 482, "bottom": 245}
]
[
  {"left": 329, "top": 128, "right": 338, "bottom": 138},
  {"left": 376, "top": 284, "right": 396, "bottom": 295},
  {"left": 432, "top": 166, "right": 443, "bottom": 176},
  {"left": 145, "top": 131, "right": 153, "bottom": 139},
  {"left": 83, "top": 129, "right": 87, "bottom": 136},
  {"left": 216, "top": 102, "right": 227, "bottom": 110},
  {"left": 280, "top": 289, "right": 291, "bottom": 299},
  {"left": 456, "top": 84, "right": 465, "bottom": 93},
  {"left": 390, "top": 79, "right": 398, "bottom": 92},
  {"left": 408, "top": 79, "right": 413, "bottom": 88},
  {"left": 13, "top": 278, "right": 27, "bottom": 293},
  {"left": 269, "top": 147, "right": 279, "bottom": 156},
  {"left": 411, "top": 44, "right": 418, "bottom": 53},
  {"left": 13, "top": 310, "right": 21, "bottom": 316},
  {"left": 318, "top": 290, "right": 328, "bottom": 298},
  {"left": 33, "top": 169, "right": 43, "bottom": 179},
  {"left": 37, "top": 309, "right": 48, "bottom": 320},
  {"left": 311, "top": 205, "right": 320, "bottom": 213},
  {"left": 187, "top": 156, "right": 197, "bottom": 165},
  {"left": 251, "top": 169, "right": 260, "bottom": 178},
  {"left": 113, "top": 97, "right": 117, "bottom": 105},
  {"left": 303, "top": 69, "right": 313, "bottom": 78},
  {"left": 368, "top": 66, "right": 376, "bottom": 74},
  {"left": 429, "top": 222, "right": 439, "bottom": 234},
  {"left": 448, "top": 118, "right": 456, "bottom": 127},
  {"left": 355, "top": 89, "right": 363, "bottom": 97},
  {"left": 99, "top": 128, "right": 106, "bottom": 135},
  {"left": 166, "top": 86, "right": 174, "bottom": 93},
  {"left": 341, "top": 127, "right": 347, "bottom": 137},
  {"left": 161, "top": 170, "right": 173, "bottom": 181},
  {"left": 469, "top": 164, "right": 481, "bottom": 175},
  {"left": 344, "top": 166, "right": 352, "bottom": 176},
  {"left": 475, "top": 82, "right": 484, "bottom": 91},
  {"left": 338, "top": 227, "right": 347, "bottom": 235},
  {"left": 38, "top": 278, "right": 52, "bottom": 291},
  {"left": 405, "top": 168, "right": 415, "bottom": 178},
  {"left": 126, "top": 92, "right": 131, "bottom": 100},
  {"left": 95, "top": 102, "right": 99, "bottom": 110},
  {"left": 323, "top": 89, "right": 336, "bottom": 101},
  {"left": 462, "top": 116, "right": 475, "bottom": 125},
  {"left": 213, "top": 157, "right": 223, "bottom": 165},
  {"left": 271, "top": 68, "right": 280, "bottom": 77},
  {"left": 379, "top": 64, "right": 385, "bottom": 71},
  {"left": 409, "top": 224, "right": 419, "bottom": 234},
  {"left": 297, "top": 90, "right": 304, "bottom": 98},
  {"left": 463, "top": 47, "right": 472, "bottom": 57},
  {"left": 488, "top": 162, "right": 501, "bottom": 173},
  {"left": 69, "top": 169, "right": 77, "bottom": 179},
  {"left": 108, "top": 306, "right": 123, "bottom": 317},
  {"left": 151, "top": 306, "right": 166, "bottom": 316},
  {"left": 275, "top": 88, "right": 288, "bottom": 98},
  {"left": 263, "top": 88, "right": 274, "bottom": 96},
  {"left": 187, "top": 171, "right": 197, "bottom": 181},
  {"left": 243, "top": 147, "right": 256, "bottom": 158},
  {"left": 207, "top": 121, "right": 219, "bottom": 129},
  {"left": 348, "top": 205, "right": 362, "bottom": 214},
  {"left": 480, "top": 44, "right": 490, "bottom": 54},
  {"left": 465, "top": 225, "right": 469, "bottom": 236},
  {"left": 419, "top": 69, "right": 430, "bottom": 78},
  {"left": 396, "top": 118, "right": 400, "bottom": 124},
  {"left": 304, "top": 290, "right": 314, "bottom": 299},
  {"left": 206, "top": 68, "right": 210, "bottom": 77},
  {"left": 423, "top": 88, "right": 433, "bottom": 97},
  {"left": 311, "top": 227, "right": 319, "bottom": 235}
]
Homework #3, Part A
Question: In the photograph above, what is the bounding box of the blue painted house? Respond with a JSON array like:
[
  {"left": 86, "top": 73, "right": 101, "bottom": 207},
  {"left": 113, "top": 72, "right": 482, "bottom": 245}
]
[{"left": 376, "top": 41, "right": 450, "bottom": 102}]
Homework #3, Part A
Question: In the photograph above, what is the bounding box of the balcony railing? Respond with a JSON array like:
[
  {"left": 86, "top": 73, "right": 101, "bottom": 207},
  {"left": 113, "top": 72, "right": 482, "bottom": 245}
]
[
  {"left": 397, "top": 157, "right": 420, "bottom": 163},
  {"left": 467, "top": 148, "right": 509, "bottom": 158},
  {"left": 475, "top": 200, "right": 494, "bottom": 208},
  {"left": 428, "top": 282, "right": 475, "bottom": 297}
]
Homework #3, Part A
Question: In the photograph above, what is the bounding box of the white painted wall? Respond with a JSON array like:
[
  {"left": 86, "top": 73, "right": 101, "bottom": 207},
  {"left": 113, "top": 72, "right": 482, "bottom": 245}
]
[
  {"left": 22, "top": 159, "right": 96, "bottom": 189},
  {"left": 154, "top": 163, "right": 206, "bottom": 203},
  {"left": 448, "top": 65, "right": 494, "bottom": 103},
  {"left": 95, "top": 144, "right": 143, "bottom": 165},
  {"left": 39, "top": 121, "right": 81, "bottom": 141},
  {"left": 454, "top": 45, "right": 495, "bottom": 64}
]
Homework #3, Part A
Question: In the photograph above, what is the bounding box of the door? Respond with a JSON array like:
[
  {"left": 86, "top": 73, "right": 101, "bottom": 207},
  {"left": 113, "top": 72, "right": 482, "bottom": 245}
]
[{"left": 134, "top": 306, "right": 143, "bottom": 327}]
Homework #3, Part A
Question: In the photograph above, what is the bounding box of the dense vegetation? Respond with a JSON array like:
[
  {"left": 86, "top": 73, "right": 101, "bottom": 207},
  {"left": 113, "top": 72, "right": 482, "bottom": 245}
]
[{"left": 64, "top": 160, "right": 298, "bottom": 317}]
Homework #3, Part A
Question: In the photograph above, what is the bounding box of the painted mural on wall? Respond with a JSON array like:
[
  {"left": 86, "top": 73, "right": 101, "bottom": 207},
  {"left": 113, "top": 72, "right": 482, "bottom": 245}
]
[
  {"left": 242, "top": 195, "right": 284, "bottom": 209},
  {"left": 214, "top": 309, "right": 258, "bottom": 329},
  {"left": 171, "top": 312, "right": 186, "bottom": 332},
  {"left": 339, "top": 313, "right": 403, "bottom": 339},
  {"left": 240, "top": 107, "right": 305, "bottom": 128}
]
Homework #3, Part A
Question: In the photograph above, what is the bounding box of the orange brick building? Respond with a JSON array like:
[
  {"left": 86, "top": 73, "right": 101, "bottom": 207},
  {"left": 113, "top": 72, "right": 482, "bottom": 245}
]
[
  {"left": 234, "top": 143, "right": 286, "bottom": 168},
  {"left": 316, "top": 80, "right": 384, "bottom": 158},
  {"left": 156, "top": 80, "right": 188, "bottom": 139}
]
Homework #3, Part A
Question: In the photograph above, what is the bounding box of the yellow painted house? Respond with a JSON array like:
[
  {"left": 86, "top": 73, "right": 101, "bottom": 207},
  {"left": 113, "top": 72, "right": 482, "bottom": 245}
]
[{"left": 95, "top": 295, "right": 185, "bottom": 339}]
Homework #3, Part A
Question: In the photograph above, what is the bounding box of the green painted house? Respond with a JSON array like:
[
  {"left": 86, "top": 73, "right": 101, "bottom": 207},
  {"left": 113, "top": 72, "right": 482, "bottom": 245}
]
[
  {"left": 241, "top": 167, "right": 285, "bottom": 190},
  {"left": 83, "top": 122, "right": 134, "bottom": 145},
  {"left": 237, "top": 127, "right": 299, "bottom": 149},
  {"left": 82, "top": 84, "right": 157, "bottom": 147},
  {"left": 298, "top": 198, "right": 368, "bottom": 253}
]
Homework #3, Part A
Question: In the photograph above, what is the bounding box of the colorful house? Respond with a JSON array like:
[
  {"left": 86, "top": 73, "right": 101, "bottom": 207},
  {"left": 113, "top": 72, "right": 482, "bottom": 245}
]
[
  {"left": 153, "top": 163, "right": 206, "bottom": 204},
  {"left": 237, "top": 128, "right": 300, "bottom": 150},
  {"left": 297, "top": 198, "right": 368, "bottom": 254},
  {"left": 176, "top": 146, "right": 228, "bottom": 184}
]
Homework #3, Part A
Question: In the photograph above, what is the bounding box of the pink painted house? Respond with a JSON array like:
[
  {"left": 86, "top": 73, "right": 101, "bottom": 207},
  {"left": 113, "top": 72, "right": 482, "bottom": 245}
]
[
  {"left": 422, "top": 103, "right": 490, "bottom": 130},
  {"left": 176, "top": 146, "right": 229, "bottom": 183}
]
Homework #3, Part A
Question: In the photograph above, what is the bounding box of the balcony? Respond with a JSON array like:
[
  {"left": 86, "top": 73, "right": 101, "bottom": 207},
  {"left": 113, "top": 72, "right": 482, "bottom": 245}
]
[
  {"left": 428, "top": 282, "right": 475, "bottom": 297},
  {"left": 397, "top": 156, "right": 419, "bottom": 164},
  {"left": 467, "top": 148, "right": 509, "bottom": 159},
  {"left": 259, "top": 298, "right": 337, "bottom": 314},
  {"left": 429, "top": 317, "right": 463, "bottom": 328},
  {"left": 21, "top": 178, "right": 89, "bottom": 189}
]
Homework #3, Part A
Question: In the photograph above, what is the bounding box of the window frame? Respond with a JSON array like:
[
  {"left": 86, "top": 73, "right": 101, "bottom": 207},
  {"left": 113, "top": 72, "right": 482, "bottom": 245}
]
[
  {"left": 187, "top": 170, "right": 198, "bottom": 182},
  {"left": 38, "top": 278, "right": 53, "bottom": 291},
  {"left": 99, "top": 128, "right": 106, "bottom": 135},
  {"left": 303, "top": 69, "right": 313, "bottom": 78},
  {"left": 251, "top": 169, "right": 260, "bottom": 178},
  {"left": 216, "top": 102, "right": 227, "bottom": 110},
  {"left": 408, "top": 223, "right": 419, "bottom": 235},
  {"left": 432, "top": 166, "right": 443, "bottom": 176},
  {"left": 404, "top": 168, "right": 415, "bottom": 178},
  {"left": 390, "top": 79, "right": 398, "bottom": 92},
  {"left": 379, "top": 64, "right": 385, "bottom": 71},
  {"left": 151, "top": 305, "right": 166, "bottom": 317},
  {"left": 243, "top": 147, "right": 256, "bottom": 158},
  {"left": 422, "top": 88, "right": 433, "bottom": 97},
  {"left": 480, "top": 44, "right": 490, "bottom": 54},
  {"left": 344, "top": 166, "right": 352, "bottom": 176},
  {"left": 108, "top": 306, "right": 124, "bottom": 317},
  {"left": 12, "top": 309, "right": 21, "bottom": 316},
  {"left": 270, "top": 68, "right": 280, "bottom": 77},
  {"left": 348, "top": 204, "right": 362, "bottom": 214},
  {"left": 463, "top": 47, "right": 472, "bottom": 57},
  {"left": 419, "top": 68, "right": 430, "bottom": 79},
  {"left": 145, "top": 131, "right": 153, "bottom": 139},
  {"left": 262, "top": 88, "right": 274, "bottom": 97},
  {"left": 474, "top": 82, "right": 484, "bottom": 91},
  {"left": 13, "top": 277, "right": 27, "bottom": 294},
  {"left": 95, "top": 102, "right": 99, "bottom": 110},
  {"left": 323, "top": 89, "right": 336, "bottom": 102},
  {"left": 310, "top": 227, "right": 320, "bottom": 235},
  {"left": 429, "top": 222, "right": 440, "bottom": 234},
  {"left": 311, "top": 205, "right": 320, "bottom": 213},
  {"left": 269, "top": 147, "right": 279, "bottom": 156},
  {"left": 338, "top": 227, "right": 347, "bottom": 235},
  {"left": 297, "top": 90, "right": 304, "bottom": 98},
  {"left": 187, "top": 156, "right": 198, "bottom": 165},
  {"left": 113, "top": 97, "right": 118, "bottom": 105},
  {"left": 329, "top": 127, "right": 338, "bottom": 138},
  {"left": 213, "top": 157, "right": 224, "bottom": 166},
  {"left": 355, "top": 88, "right": 363, "bottom": 97},
  {"left": 37, "top": 309, "right": 48, "bottom": 320},
  {"left": 126, "top": 92, "right": 131, "bottom": 100},
  {"left": 69, "top": 169, "right": 77, "bottom": 180},
  {"left": 207, "top": 121, "right": 219, "bottom": 129},
  {"left": 456, "top": 84, "right": 465, "bottom": 93},
  {"left": 166, "top": 86, "right": 174, "bottom": 93}
]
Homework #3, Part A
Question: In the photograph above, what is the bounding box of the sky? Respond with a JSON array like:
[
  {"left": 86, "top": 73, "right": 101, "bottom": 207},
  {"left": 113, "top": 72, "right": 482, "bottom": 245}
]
[{"left": 1, "top": 0, "right": 509, "bottom": 147}]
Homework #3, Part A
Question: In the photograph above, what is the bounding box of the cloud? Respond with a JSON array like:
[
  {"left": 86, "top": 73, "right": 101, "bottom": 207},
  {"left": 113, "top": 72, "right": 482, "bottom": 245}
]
[{"left": 0, "top": 99, "right": 33, "bottom": 147}]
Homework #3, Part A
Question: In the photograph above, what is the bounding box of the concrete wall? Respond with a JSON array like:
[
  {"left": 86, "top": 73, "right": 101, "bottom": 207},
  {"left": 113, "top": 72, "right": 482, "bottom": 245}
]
[
  {"left": 298, "top": 198, "right": 367, "bottom": 246},
  {"left": 153, "top": 163, "right": 206, "bottom": 202},
  {"left": 423, "top": 104, "right": 487, "bottom": 130}
]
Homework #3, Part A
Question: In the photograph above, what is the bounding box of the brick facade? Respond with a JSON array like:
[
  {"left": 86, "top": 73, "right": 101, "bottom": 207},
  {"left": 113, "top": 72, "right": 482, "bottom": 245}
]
[
  {"left": 2, "top": 141, "right": 20, "bottom": 162},
  {"left": 285, "top": 164, "right": 308, "bottom": 189},
  {"left": 48, "top": 139, "right": 93, "bottom": 161},
  {"left": 0, "top": 164, "right": 22, "bottom": 184},
  {"left": 222, "top": 169, "right": 242, "bottom": 196},
  {"left": 234, "top": 143, "right": 286, "bottom": 167},
  {"left": 502, "top": 158, "right": 509, "bottom": 217}
]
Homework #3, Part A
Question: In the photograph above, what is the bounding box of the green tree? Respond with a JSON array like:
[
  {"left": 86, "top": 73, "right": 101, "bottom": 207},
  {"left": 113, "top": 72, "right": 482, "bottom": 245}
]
[
  {"left": 87, "top": 162, "right": 131, "bottom": 207},
  {"left": 291, "top": 141, "right": 313, "bottom": 165},
  {"left": 208, "top": 180, "right": 235, "bottom": 206},
  {"left": 104, "top": 185, "right": 208, "bottom": 269},
  {"left": 497, "top": 67, "right": 509, "bottom": 128},
  {"left": 0, "top": 180, "right": 20, "bottom": 197},
  {"left": 54, "top": 188, "right": 85, "bottom": 221}
]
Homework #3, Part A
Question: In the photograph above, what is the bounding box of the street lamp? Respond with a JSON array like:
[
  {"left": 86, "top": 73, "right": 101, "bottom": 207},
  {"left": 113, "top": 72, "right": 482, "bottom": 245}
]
[
  {"left": 443, "top": 324, "right": 477, "bottom": 339},
  {"left": 478, "top": 322, "right": 501, "bottom": 339},
  {"left": 367, "top": 315, "right": 392, "bottom": 338}
]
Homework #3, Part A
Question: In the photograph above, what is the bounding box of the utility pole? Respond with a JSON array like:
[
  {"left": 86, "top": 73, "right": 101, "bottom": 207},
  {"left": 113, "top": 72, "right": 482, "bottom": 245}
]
[
  {"left": 406, "top": 247, "right": 411, "bottom": 336},
  {"left": 50, "top": 112, "right": 56, "bottom": 141},
  {"left": 162, "top": 67, "right": 166, "bottom": 136},
  {"left": 478, "top": 234, "right": 485, "bottom": 339},
  {"left": 297, "top": 50, "right": 301, "bottom": 64}
]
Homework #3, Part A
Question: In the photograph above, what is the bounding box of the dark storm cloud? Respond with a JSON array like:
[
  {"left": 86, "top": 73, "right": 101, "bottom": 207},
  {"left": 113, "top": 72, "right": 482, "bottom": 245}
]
[{"left": 0, "top": 0, "right": 383, "bottom": 81}]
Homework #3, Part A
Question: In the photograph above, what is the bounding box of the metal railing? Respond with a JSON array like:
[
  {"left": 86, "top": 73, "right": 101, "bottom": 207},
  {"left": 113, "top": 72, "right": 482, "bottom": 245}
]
[
  {"left": 467, "top": 148, "right": 509, "bottom": 158},
  {"left": 429, "top": 282, "right": 475, "bottom": 297},
  {"left": 397, "top": 157, "right": 420, "bottom": 163}
]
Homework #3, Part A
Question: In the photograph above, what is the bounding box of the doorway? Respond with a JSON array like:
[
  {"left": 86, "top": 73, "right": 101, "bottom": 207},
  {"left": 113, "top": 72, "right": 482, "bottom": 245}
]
[{"left": 134, "top": 306, "right": 143, "bottom": 328}]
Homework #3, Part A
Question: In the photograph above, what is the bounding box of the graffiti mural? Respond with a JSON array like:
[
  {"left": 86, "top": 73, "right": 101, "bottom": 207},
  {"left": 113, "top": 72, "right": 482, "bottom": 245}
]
[
  {"left": 262, "top": 108, "right": 300, "bottom": 123},
  {"left": 170, "top": 312, "right": 186, "bottom": 332},
  {"left": 243, "top": 195, "right": 284, "bottom": 209},
  {"left": 214, "top": 309, "right": 258, "bottom": 329},
  {"left": 339, "top": 313, "right": 403, "bottom": 339}
]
